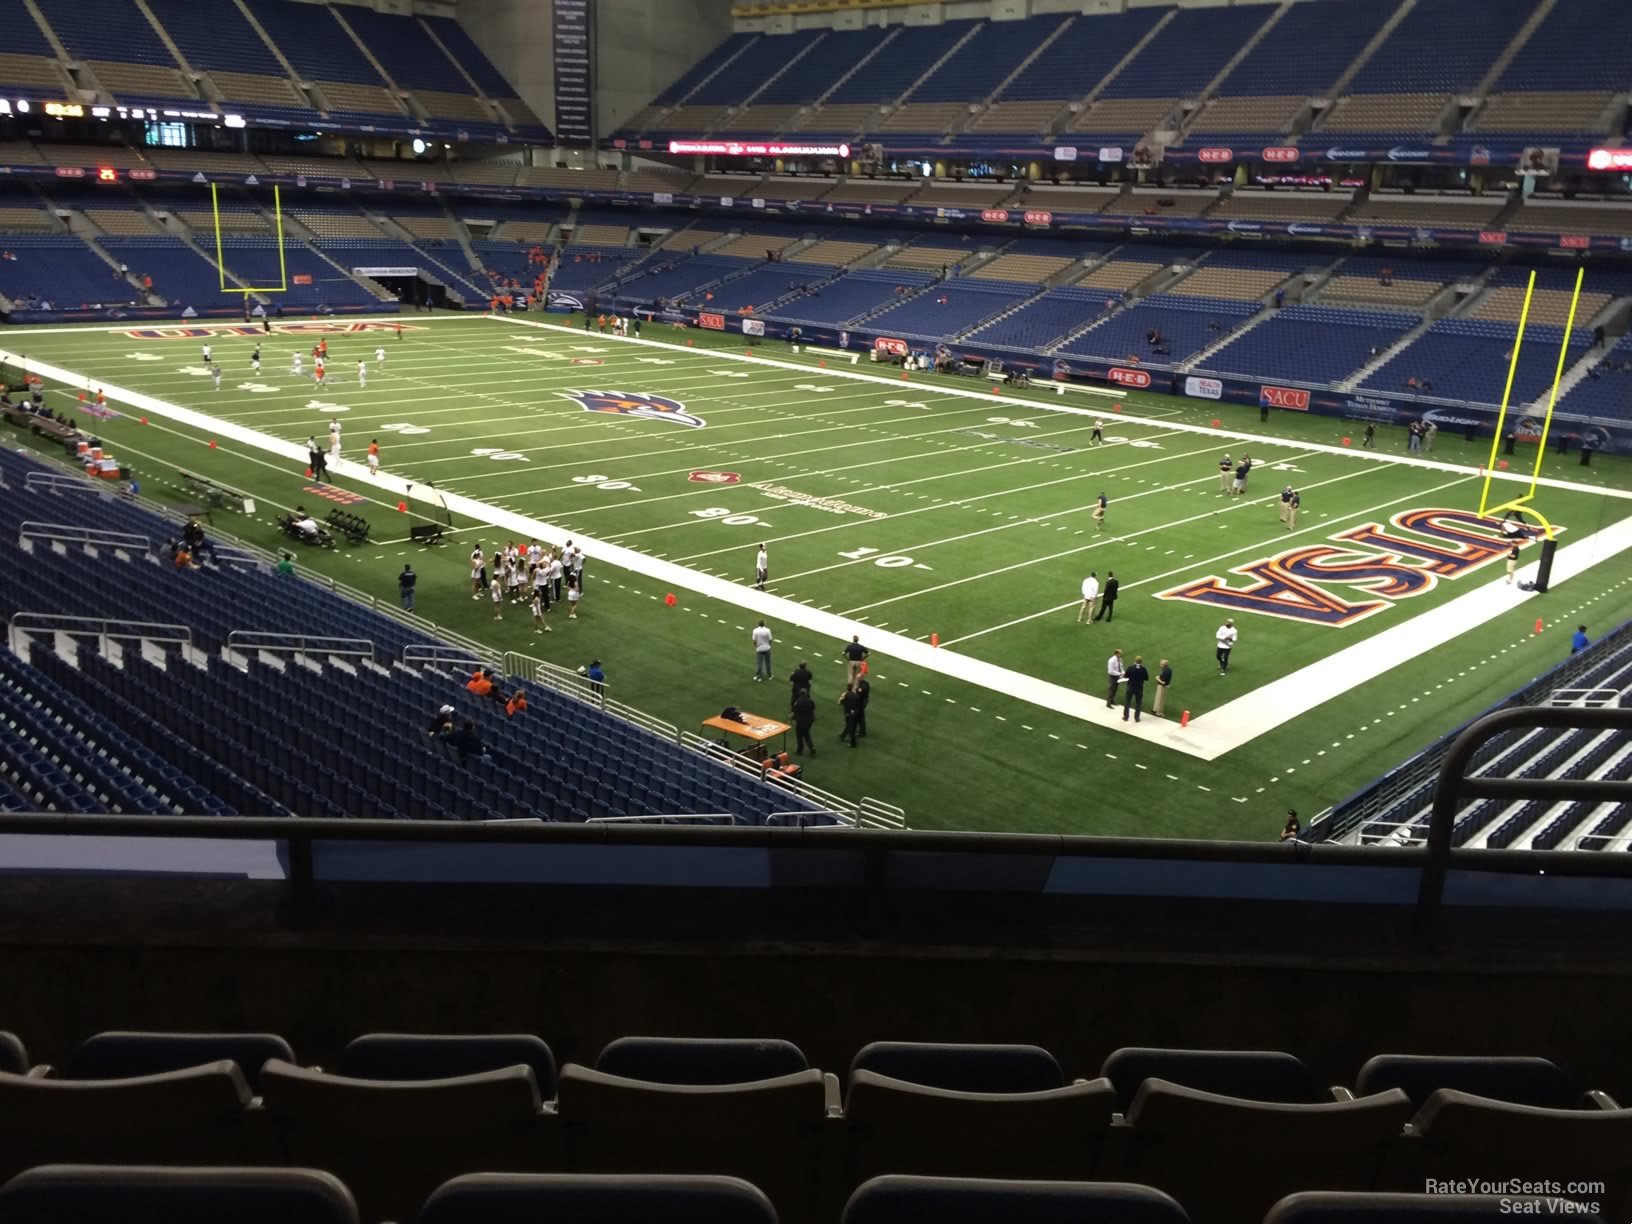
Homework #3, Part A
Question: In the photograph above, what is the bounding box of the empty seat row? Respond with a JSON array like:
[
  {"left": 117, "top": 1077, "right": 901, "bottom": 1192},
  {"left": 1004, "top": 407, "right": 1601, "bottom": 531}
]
[{"left": 1, "top": 1030, "right": 1626, "bottom": 1224}]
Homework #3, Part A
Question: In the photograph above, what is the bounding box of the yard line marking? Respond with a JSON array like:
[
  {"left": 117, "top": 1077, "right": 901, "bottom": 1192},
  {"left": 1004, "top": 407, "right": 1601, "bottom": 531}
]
[
  {"left": 846, "top": 454, "right": 1356, "bottom": 622},
  {"left": 487, "top": 314, "right": 1632, "bottom": 504}
]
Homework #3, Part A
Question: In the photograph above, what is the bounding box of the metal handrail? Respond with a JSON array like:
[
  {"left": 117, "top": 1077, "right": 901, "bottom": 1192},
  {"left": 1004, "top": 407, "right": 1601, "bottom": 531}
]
[
  {"left": 587, "top": 814, "right": 737, "bottom": 825},
  {"left": 18, "top": 521, "right": 149, "bottom": 552},
  {"left": 227, "top": 630, "right": 375, "bottom": 659},
  {"left": 8, "top": 612, "right": 191, "bottom": 656},
  {"left": 23, "top": 470, "right": 111, "bottom": 496},
  {"left": 1416, "top": 705, "right": 1632, "bottom": 924},
  {"left": 679, "top": 730, "right": 863, "bottom": 820},
  {"left": 405, "top": 644, "right": 497, "bottom": 671}
]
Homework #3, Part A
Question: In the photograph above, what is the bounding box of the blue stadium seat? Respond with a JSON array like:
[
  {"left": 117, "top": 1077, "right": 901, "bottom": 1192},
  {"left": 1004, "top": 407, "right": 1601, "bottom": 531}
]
[
  {"left": 0, "top": 1165, "right": 358, "bottom": 1224},
  {"left": 848, "top": 1041, "right": 1065, "bottom": 1094},
  {"left": 844, "top": 1175, "right": 1192, "bottom": 1224},
  {"left": 337, "top": 1033, "right": 558, "bottom": 1098},
  {"left": 421, "top": 1173, "right": 777, "bottom": 1224},
  {"left": 1356, "top": 1055, "right": 1586, "bottom": 1110},
  {"left": 63, "top": 1031, "right": 295, "bottom": 1092},
  {"left": 1101, "top": 1048, "right": 1324, "bottom": 1111},
  {"left": 595, "top": 1036, "right": 808, "bottom": 1085}
]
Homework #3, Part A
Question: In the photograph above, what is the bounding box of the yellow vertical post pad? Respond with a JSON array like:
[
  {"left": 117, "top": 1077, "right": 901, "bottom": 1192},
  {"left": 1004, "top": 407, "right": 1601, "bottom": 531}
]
[{"left": 1478, "top": 270, "right": 1536, "bottom": 517}]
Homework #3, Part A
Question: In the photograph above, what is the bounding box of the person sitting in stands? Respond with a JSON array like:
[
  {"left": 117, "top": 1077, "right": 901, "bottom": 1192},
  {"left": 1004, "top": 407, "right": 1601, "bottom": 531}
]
[
  {"left": 426, "top": 703, "right": 455, "bottom": 738},
  {"left": 505, "top": 688, "right": 528, "bottom": 719},
  {"left": 446, "top": 718, "right": 485, "bottom": 765},
  {"left": 466, "top": 668, "right": 494, "bottom": 699}
]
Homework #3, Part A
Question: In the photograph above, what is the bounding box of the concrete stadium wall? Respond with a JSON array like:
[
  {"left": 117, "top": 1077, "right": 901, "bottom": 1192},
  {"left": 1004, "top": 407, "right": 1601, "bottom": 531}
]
[{"left": 596, "top": 0, "right": 737, "bottom": 139}]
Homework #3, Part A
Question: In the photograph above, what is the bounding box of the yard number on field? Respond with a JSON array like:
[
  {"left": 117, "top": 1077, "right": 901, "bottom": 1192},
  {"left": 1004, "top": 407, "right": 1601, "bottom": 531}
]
[
  {"left": 573, "top": 474, "right": 641, "bottom": 492},
  {"left": 839, "top": 546, "right": 932, "bottom": 571},
  {"left": 690, "top": 506, "right": 763, "bottom": 526}
]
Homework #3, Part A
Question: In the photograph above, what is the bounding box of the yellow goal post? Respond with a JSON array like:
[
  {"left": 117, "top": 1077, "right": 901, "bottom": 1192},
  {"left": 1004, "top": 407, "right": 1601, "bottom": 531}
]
[{"left": 212, "top": 182, "right": 287, "bottom": 296}]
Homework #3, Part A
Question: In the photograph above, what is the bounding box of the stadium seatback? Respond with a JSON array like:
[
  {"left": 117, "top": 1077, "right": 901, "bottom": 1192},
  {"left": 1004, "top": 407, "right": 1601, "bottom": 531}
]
[
  {"left": 0, "top": 1031, "right": 27, "bottom": 1075},
  {"left": 1354, "top": 1054, "right": 1583, "bottom": 1110},
  {"left": 0, "top": 1165, "right": 360, "bottom": 1224},
  {"left": 257, "top": 1059, "right": 549, "bottom": 1224},
  {"left": 595, "top": 1036, "right": 809, "bottom": 1084},
  {"left": 1100, "top": 1048, "right": 1325, "bottom": 1113},
  {"left": 555, "top": 1064, "right": 832, "bottom": 1224},
  {"left": 1121, "top": 1081, "right": 1415, "bottom": 1224},
  {"left": 420, "top": 1172, "right": 779, "bottom": 1224},
  {"left": 63, "top": 1031, "right": 295, "bottom": 1093},
  {"left": 848, "top": 1041, "right": 1065, "bottom": 1094},
  {"left": 0, "top": 1061, "right": 264, "bottom": 1185},
  {"left": 337, "top": 1033, "right": 559, "bottom": 1098},
  {"left": 842, "top": 1069, "right": 1117, "bottom": 1187},
  {"left": 843, "top": 1175, "right": 1193, "bottom": 1224}
]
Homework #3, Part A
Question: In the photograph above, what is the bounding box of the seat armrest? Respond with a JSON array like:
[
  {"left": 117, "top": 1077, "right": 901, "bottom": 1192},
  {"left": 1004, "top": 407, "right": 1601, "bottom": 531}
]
[
  {"left": 1329, "top": 1085, "right": 1355, "bottom": 1101},
  {"left": 1584, "top": 1089, "right": 1620, "bottom": 1111},
  {"left": 823, "top": 1071, "right": 842, "bottom": 1118}
]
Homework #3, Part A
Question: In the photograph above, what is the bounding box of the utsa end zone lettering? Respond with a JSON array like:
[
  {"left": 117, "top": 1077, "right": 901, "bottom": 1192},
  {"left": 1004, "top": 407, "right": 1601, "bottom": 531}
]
[
  {"left": 124, "top": 322, "right": 422, "bottom": 339},
  {"left": 565, "top": 390, "right": 706, "bottom": 429},
  {"left": 1158, "top": 510, "right": 1528, "bottom": 627}
]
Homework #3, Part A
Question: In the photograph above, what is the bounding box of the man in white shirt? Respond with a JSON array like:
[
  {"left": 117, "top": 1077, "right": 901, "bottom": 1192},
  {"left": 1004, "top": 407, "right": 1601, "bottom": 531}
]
[
  {"left": 1216, "top": 619, "right": 1238, "bottom": 675},
  {"left": 1078, "top": 571, "right": 1100, "bottom": 624},
  {"left": 328, "top": 418, "right": 342, "bottom": 459},
  {"left": 755, "top": 543, "right": 769, "bottom": 591},
  {"left": 751, "top": 620, "right": 774, "bottom": 681},
  {"left": 292, "top": 512, "right": 318, "bottom": 540},
  {"left": 1105, "top": 648, "right": 1125, "bottom": 708}
]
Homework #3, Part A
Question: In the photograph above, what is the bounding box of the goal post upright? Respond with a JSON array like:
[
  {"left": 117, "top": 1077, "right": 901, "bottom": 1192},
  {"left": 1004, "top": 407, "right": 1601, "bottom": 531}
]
[{"left": 1477, "top": 269, "right": 1536, "bottom": 518}]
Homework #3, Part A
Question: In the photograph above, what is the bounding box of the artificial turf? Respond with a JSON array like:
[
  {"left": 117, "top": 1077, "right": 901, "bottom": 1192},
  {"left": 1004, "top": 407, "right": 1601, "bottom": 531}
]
[{"left": 6, "top": 311, "right": 1630, "bottom": 839}]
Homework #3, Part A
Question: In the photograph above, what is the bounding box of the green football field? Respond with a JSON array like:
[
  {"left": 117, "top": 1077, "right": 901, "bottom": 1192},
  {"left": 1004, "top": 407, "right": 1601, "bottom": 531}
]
[{"left": 6, "top": 311, "right": 1632, "bottom": 839}]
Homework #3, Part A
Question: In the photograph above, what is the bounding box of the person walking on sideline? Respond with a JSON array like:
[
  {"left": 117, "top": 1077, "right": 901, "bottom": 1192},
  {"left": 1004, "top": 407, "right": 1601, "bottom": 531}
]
[
  {"left": 1092, "top": 492, "right": 1108, "bottom": 533},
  {"left": 1105, "top": 649, "right": 1125, "bottom": 708},
  {"left": 854, "top": 674, "right": 870, "bottom": 739},
  {"left": 1506, "top": 543, "right": 1520, "bottom": 583},
  {"left": 755, "top": 542, "right": 769, "bottom": 591},
  {"left": 1078, "top": 571, "right": 1100, "bottom": 623},
  {"left": 398, "top": 564, "right": 416, "bottom": 612},
  {"left": 1123, "top": 654, "right": 1149, "bottom": 722},
  {"left": 1218, "top": 454, "right": 1233, "bottom": 493},
  {"left": 1363, "top": 422, "right": 1376, "bottom": 449},
  {"left": 844, "top": 635, "right": 868, "bottom": 683},
  {"left": 1216, "top": 619, "right": 1238, "bottom": 674},
  {"left": 751, "top": 620, "right": 774, "bottom": 681},
  {"left": 1280, "top": 485, "right": 1295, "bottom": 525},
  {"left": 567, "top": 575, "right": 583, "bottom": 619},
  {"left": 1286, "top": 489, "right": 1300, "bottom": 530},
  {"left": 788, "top": 661, "right": 812, "bottom": 709},
  {"left": 839, "top": 683, "right": 863, "bottom": 747},
  {"left": 367, "top": 438, "right": 379, "bottom": 477},
  {"left": 1153, "top": 658, "right": 1173, "bottom": 718},
  {"left": 1090, "top": 419, "right": 1105, "bottom": 446},
  {"left": 1094, "top": 571, "right": 1119, "bottom": 623},
  {"left": 792, "top": 687, "right": 816, "bottom": 755}
]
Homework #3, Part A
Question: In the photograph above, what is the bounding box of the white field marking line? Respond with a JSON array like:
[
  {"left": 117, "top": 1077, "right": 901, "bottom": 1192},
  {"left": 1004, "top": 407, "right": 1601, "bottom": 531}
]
[
  {"left": 847, "top": 459, "right": 1375, "bottom": 621},
  {"left": 490, "top": 313, "right": 1632, "bottom": 505},
  {"left": 1190, "top": 509, "right": 1632, "bottom": 760},
  {"left": 772, "top": 447, "right": 1326, "bottom": 585},
  {"left": 669, "top": 435, "right": 1245, "bottom": 563},
  {"left": 476, "top": 396, "right": 1098, "bottom": 492},
  {"left": 554, "top": 416, "right": 1169, "bottom": 523},
  {"left": 5, "top": 342, "right": 1256, "bottom": 756},
  {"left": 390, "top": 383, "right": 982, "bottom": 464},
  {"left": 932, "top": 472, "right": 1467, "bottom": 642}
]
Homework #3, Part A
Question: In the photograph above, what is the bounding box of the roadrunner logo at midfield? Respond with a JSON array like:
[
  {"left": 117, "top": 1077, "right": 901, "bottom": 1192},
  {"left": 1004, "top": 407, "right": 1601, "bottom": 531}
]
[
  {"left": 1157, "top": 510, "right": 1551, "bottom": 627},
  {"left": 564, "top": 390, "right": 705, "bottom": 429}
]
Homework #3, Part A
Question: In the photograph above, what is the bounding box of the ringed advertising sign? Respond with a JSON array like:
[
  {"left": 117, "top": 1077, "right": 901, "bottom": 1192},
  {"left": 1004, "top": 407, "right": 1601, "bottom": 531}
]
[
  {"left": 1197, "top": 148, "right": 1233, "bottom": 164},
  {"left": 873, "top": 336, "right": 909, "bottom": 357},
  {"left": 1109, "top": 367, "right": 1152, "bottom": 389},
  {"left": 1184, "top": 376, "right": 1223, "bottom": 400},
  {"left": 1260, "top": 385, "right": 1310, "bottom": 410},
  {"left": 698, "top": 312, "right": 725, "bottom": 331},
  {"left": 1261, "top": 147, "right": 1300, "bottom": 163},
  {"left": 1022, "top": 210, "right": 1053, "bottom": 226}
]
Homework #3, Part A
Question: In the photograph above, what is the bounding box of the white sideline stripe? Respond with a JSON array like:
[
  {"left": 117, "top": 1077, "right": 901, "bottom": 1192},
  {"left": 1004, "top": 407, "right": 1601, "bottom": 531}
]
[
  {"left": 1191, "top": 514, "right": 1632, "bottom": 759},
  {"left": 487, "top": 315, "right": 1632, "bottom": 504},
  {"left": 14, "top": 334, "right": 1632, "bottom": 763}
]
